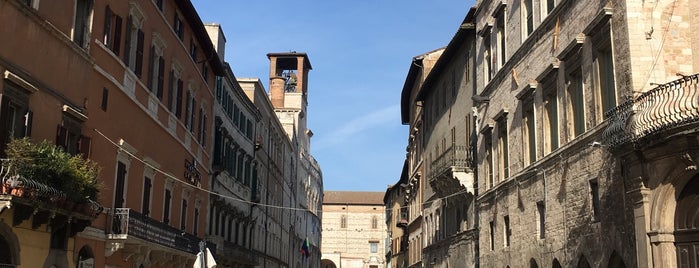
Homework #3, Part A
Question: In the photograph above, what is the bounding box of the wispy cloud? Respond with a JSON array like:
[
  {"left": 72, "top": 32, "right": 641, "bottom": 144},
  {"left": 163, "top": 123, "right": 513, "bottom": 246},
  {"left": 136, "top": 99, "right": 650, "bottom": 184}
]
[{"left": 314, "top": 104, "right": 400, "bottom": 150}]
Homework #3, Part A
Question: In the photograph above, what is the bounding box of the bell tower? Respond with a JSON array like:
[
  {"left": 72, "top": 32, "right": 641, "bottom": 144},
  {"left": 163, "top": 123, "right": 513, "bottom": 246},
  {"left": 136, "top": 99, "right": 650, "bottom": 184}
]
[
  {"left": 267, "top": 52, "right": 312, "bottom": 110},
  {"left": 267, "top": 52, "right": 313, "bottom": 150}
]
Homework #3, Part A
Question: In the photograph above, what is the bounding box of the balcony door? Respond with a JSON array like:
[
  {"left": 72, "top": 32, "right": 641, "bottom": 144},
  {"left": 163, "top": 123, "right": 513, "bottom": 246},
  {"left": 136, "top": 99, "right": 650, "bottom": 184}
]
[{"left": 114, "top": 161, "right": 127, "bottom": 208}]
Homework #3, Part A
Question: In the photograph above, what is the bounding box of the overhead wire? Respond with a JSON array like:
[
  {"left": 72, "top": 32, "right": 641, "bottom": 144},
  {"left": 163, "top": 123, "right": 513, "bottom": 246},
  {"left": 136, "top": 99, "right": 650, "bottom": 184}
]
[
  {"left": 93, "top": 128, "right": 312, "bottom": 212},
  {"left": 94, "top": 128, "right": 473, "bottom": 213}
]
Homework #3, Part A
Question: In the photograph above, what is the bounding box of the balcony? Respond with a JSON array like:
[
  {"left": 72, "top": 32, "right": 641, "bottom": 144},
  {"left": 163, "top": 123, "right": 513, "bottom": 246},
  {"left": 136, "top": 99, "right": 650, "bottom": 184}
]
[
  {"left": 603, "top": 74, "right": 699, "bottom": 150},
  {"left": 0, "top": 159, "right": 101, "bottom": 233},
  {"left": 428, "top": 145, "right": 474, "bottom": 196},
  {"left": 107, "top": 208, "right": 211, "bottom": 259}
]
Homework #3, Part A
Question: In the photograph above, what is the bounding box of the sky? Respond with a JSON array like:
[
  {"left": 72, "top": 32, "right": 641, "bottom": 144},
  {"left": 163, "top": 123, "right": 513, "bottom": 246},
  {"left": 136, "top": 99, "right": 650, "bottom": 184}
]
[{"left": 192, "top": 1, "right": 475, "bottom": 192}]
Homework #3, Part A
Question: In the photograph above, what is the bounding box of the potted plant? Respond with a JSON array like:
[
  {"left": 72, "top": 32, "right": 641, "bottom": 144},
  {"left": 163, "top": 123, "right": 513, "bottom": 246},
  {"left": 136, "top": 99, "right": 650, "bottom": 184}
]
[{"left": 4, "top": 138, "right": 102, "bottom": 206}]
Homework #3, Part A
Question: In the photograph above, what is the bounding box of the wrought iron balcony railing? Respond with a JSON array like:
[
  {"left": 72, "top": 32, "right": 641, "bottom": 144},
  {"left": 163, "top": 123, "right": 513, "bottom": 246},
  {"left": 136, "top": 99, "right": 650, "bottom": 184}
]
[
  {"left": 107, "top": 208, "right": 212, "bottom": 255},
  {"left": 0, "top": 159, "right": 102, "bottom": 218},
  {"left": 428, "top": 145, "right": 472, "bottom": 179},
  {"left": 603, "top": 74, "right": 699, "bottom": 149}
]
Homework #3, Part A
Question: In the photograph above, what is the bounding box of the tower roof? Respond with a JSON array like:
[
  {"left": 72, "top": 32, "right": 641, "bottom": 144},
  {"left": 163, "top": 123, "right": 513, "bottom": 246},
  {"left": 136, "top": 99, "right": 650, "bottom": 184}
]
[{"left": 267, "top": 52, "right": 313, "bottom": 70}]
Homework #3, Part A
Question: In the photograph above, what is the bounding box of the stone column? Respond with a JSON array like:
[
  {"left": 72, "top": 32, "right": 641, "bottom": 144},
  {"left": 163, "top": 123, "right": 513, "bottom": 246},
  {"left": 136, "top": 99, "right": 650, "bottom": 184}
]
[{"left": 628, "top": 176, "right": 652, "bottom": 268}]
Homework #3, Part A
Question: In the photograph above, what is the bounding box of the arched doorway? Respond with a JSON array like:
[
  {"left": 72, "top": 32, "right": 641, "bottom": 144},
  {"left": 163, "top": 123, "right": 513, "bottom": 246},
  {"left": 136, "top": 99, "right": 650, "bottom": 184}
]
[
  {"left": 0, "top": 221, "right": 19, "bottom": 268},
  {"left": 321, "top": 259, "right": 337, "bottom": 268},
  {"left": 530, "top": 258, "right": 538, "bottom": 268},
  {"left": 675, "top": 176, "right": 699, "bottom": 267},
  {"left": 0, "top": 234, "right": 13, "bottom": 266},
  {"left": 76, "top": 245, "right": 94, "bottom": 268},
  {"left": 608, "top": 251, "right": 626, "bottom": 268},
  {"left": 552, "top": 258, "right": 562, "bottom": 268}
]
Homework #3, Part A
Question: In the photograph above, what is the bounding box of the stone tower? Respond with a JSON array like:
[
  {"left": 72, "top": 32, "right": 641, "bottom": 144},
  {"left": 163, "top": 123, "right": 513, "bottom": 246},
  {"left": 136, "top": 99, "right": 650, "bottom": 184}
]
[{"left": 267, "top": 52, "right": 313, "bottom": 150}]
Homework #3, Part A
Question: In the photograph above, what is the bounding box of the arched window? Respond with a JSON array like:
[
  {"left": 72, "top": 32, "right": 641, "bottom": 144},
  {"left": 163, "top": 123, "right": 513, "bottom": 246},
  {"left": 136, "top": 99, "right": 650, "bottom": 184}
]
[{"left": 530, "top": 258, "right": 539, "bottom": 268}]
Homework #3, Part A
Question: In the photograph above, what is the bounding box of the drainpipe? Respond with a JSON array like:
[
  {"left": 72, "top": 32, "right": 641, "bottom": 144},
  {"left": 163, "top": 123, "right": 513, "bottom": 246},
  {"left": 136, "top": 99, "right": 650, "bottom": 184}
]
[{"left": 472, "top": 108, "right": 480, "bottom": 268}]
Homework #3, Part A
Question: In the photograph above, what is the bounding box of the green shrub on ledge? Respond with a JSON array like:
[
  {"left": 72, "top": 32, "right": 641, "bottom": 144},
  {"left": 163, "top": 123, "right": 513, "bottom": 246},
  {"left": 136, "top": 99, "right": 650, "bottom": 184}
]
[{"left": 4, "top": 138, "right": 101, "bottom": 203}]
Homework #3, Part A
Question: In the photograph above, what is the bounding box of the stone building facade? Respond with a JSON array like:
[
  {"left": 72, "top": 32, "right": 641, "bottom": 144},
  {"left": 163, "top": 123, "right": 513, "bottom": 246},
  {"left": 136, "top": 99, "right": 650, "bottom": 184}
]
[
  {"left": 389, "top": 0, "right": 699, "bottom": 267},
  {"left": 399, "top": 48, "right": 444, "bottom": 268},
  {"left": 322, "top": 191, "right": 386, "bottom": 268}
]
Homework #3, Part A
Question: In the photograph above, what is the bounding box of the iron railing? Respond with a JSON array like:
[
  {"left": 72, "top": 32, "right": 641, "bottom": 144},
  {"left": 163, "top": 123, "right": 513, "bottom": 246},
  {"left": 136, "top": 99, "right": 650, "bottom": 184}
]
[
  {"left": 108, "top": 208, "right": 212, "bottom": 255},
  {"left": 0, "top": 159, "right": 101, "bottom": 217},
  {"left": 603, "top": 74, "right": 699, "bottom": 148},
  {"left": 428, "top": 145, "right": 472, "bottom": 179}
]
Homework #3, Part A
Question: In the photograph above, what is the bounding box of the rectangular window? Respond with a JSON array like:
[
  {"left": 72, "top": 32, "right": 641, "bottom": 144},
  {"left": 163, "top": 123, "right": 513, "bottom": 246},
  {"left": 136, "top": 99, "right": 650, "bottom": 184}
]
[
  {"left": 594, "top": 35, "right": 616, "bottom": 118},
  {"left": 174, "top": 13, "right": 184, "bottom": 40},
  {"left": 73, "top": 0, "right": 93, "bottom": 48},
  {"left": 114, "top": 161, "right": 127, "bottom": 208},
  {"left": 497, "top": 116, "right": 509, "bottom": 180},
  {"left": 543, "top": 0, "right": 556, "bottom": 16},
  {"left": 369, "top": 241, "right": 378, "bottom": 253},
  {"left": 215, "top": 76, "right": 223, "bottom": 102},
  {"left": 523, "top": 0, "right": 534, "bottom": 38},
  {"left": 155, "top": 0, "right": 163, "bottom": 11},
  {"left": 523, "top": 97, "right": 536, "bottom": 165},
  {"left": 483, "top": 32, "right": 492, "bottom": 83},
  {"left": 503, "top": 215, "right": 511, "bottom": 247},
  {"left": 489, "top": 221, "right": 494, "bottom": 250},
  {"left": 371, "top": 216, "right": 378, "bottom": 229},
  {"left": 484, "top": 129, "right": 494, "bottom": 188},
  {"left": 0, "top": 81, "right": 32, "bottom": 153},
  {"left": 590, "top": 180, "right": 600, "bottom": 222},
  {"left": 142, "top": 176, "right": 152, "bottom": 216},
  {"left": 567, "top": 66, "right": 585, "bottom": 137},
  {"left": 101, "top": 88, "right": 109, "bottom": 111},
  {"left": 543, "top": 77, "right": 559, "bottom": 154},
  {"left": 124, "top": 16, "right": 144, "bottom": 77},
  {"left": 496, "top": 9, "right": 506, "bottom": 68},
  {"left": 103, "top": 5, "right": 122, "bottom": 55},
  {"left": 341, "top": 215, "right": 347, "bottom": 228},
  {"left": 537, "top": 202, "right": 545, "bottom": 239},
  {"left": 189, "top": 38, "right": 198, "bottom": 61}
]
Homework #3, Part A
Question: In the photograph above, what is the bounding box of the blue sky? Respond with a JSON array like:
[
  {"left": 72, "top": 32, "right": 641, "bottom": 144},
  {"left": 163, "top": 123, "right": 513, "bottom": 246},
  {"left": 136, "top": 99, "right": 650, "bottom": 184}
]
[{"left": 192, "top": 1, "right": 475, "bottom": 192}]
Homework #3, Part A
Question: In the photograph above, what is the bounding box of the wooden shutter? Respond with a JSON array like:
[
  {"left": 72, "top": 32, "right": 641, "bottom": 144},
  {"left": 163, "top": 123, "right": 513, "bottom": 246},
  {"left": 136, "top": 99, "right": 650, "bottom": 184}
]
[
  {"left": 23, "top": 110, "right": 32, "bottom": 137},
  {"left": 184, "top": 91, "right": 191, "bottom": 127},
  {"left": 122, "top": 15, "right": 132, "bottom": 65},
  {"left": 157, "top": 57, "right": 165, "bottom": 99},
  {"left": 135, "top": 29, "right": 145, "bottom": 77},
  {"left": 190, "top": 98, "right": 196, "bottom": 132},
  {"left": 147, "top": 45, "right": 155, "bottom": 90},
  {"left": 104, "top": 6, "right": 112, "bottom": 46},
  {"left": 78, "top": 135, "right": 91, "bottom": 158},
  {"left": 176, "top": 80, "right": 183, "bottom": 118},
  {"left": 56, "top": 125, "right": 68, "bottom": 150},
  {"left": 112, "top": 15, "right": 122, "bottom": 55}
]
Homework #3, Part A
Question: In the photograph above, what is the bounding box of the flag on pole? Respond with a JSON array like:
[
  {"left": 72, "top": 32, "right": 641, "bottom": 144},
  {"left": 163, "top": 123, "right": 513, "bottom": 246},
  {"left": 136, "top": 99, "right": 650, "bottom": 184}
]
[
  {"left": 193, "top": 247, "right": 217, "bottom": 268},
  {"left": 300, "top": 237, "right": 310, "bottom": 258}
]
